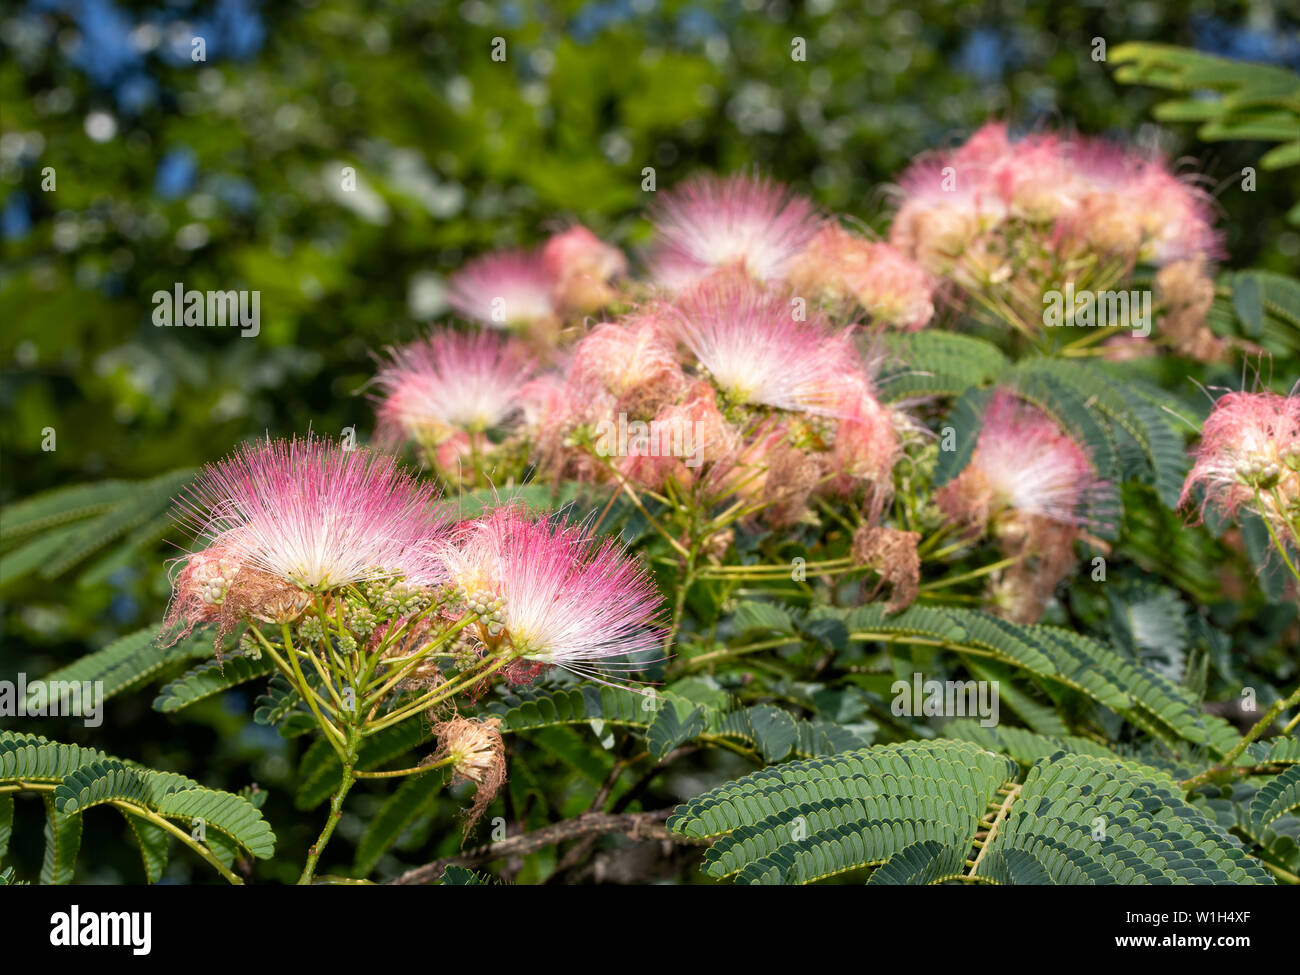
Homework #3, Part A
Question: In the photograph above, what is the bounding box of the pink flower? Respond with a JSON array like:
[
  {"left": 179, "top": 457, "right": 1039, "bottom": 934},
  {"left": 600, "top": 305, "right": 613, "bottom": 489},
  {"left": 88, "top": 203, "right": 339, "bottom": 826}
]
[
  {"left": 667, "top": 270, "right": 862, "bottom": 416},
  {"left": 648, "top": 173, "right": 823, "bottom": 291},
  {"left": 565, "top": 312, "right": 687, "bottom": 417},
  {"left": 172, "top": 435, "right": 449, "bottom": 594},
  {"left": 441, "top": 506, "right": 663, "bottom": 680},
  {"left": 618, "top": 381, "right": 739, "bottom": 492},
  {"left": 372, "top": 329, "right": 536, "bottom": 444},
  {"left": 936, "top": 391, "right": 1101, "bottom": 529},
  {"left": 830, "top": 383, "right": 902, "bottom": 512},
  {"left": 789, "top": 224, "right": 935, "bottom": 330},
  {"left": 162, "top": 541, "right": 245, "bottom": 641},
  {"left": 1180, "top": 390, "right": 1300, "bottom": 525},
  {"left": 543, "top": 225, "right": 627, "bottom": 315},
  {"left": 891, "top": 122, "right": 1223, "bottom": 274},
  {"left": 447, "top": 249, "right": 558, "bottom": 328}
]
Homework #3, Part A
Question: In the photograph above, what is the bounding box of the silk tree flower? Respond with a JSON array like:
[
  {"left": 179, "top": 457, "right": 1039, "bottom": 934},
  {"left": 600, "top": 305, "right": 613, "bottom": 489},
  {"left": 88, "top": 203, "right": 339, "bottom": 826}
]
[
  {"left": 889, "top": 158, "right": 1007, "bottom": 275},
  {"left": 699, "top": 418, "right": 823, "bottom": 526},
  {"left": 1180, "top": 390, "right": 1300, "bottom": 542},
  {"left": 829, "top": 378, "right": 904, "bottom": 517},
  {"left": 543, "top": 225, "right": 628, "bottom": 316},
  {"left": 618, "top": 381, "right": 740, "bottom": 492},
  {"left": 565, "top": 312, "right": 687, "bottom": 420},
  {"left": 667, "top": 270, "right": 861, "bottom": 416},
  {"left": 787, "top": 224, "right": 935, "bottom": 330},
  {"left": 648, "top": 173, "right": 824, "bottom": 291},
  {"left": 432, "top": 716, "right": 507, "bottom": 833},
  {"left": 891, "top": 122, "right": 1222, "bottom": 280},
  {"left": 936, "top": 390, "right": 1100, "bottom": 531},
  {"left": 440, "top": 506, "right": 663, "bottom": 682},
  {"left": 447, "top": 249, "right": 559, "bottom": 330},
  {"left": 935, "top": 391, "right": 1104, "bottom": 622},
  {"left": 372, "top": 329, "right": 537, "bottom": 449},
  {"left": 168, "top": 436, "right": 449, "bottom": 636}
]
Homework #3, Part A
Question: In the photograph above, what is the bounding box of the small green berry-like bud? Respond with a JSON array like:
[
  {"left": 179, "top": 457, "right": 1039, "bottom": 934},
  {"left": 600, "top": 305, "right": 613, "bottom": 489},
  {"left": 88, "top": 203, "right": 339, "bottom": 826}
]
[{"left": 298, "top": 616, "right": 325, "bottom": 643}]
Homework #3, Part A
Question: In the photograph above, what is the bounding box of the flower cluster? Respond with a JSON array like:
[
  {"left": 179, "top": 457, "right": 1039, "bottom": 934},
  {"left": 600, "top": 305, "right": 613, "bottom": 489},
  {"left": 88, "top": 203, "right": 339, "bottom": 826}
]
[
  {"left": 446, "top": 225, "right": 627, "bottom": 342},
  {"left": 1181, "top": 389, "right": 1300, "bottom": 558},
  {"left": 377, "top": 175, "right": 925, "bottom": 530},
  {"left": 890, "top": 122, "right": 1222, "bottom": 355},
  {"left": 649, "top": 173, "right": 936, "bottom": 330},
  {"left": 164, "top": 435, "right": 662, "bottom": 687},
  {"left": 935, "top": 390, "right": 1106, "bottom": 621}
]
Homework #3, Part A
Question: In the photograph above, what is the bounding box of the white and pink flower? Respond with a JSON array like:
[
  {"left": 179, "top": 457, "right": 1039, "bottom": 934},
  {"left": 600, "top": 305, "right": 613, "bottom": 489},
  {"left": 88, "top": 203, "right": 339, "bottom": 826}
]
[
  {"left": 441, "top": 506, "right": 663, "bottom": 681},
  {"left": 372, "top": 329, "right": 536, "bottom": 444},
  {"left": 648, "top": 174, "right": 824, "bottom": 291}
]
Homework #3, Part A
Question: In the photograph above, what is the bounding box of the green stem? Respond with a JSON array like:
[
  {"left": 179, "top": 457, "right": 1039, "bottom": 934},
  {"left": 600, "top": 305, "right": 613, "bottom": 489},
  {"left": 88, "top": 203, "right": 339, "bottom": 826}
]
[
  {"left": 1182, "top": 682, "right": 1300, "bottom": 790},
  {"left": 917, "top": 556, "right": 1018, "bottom": 592},
  {"left": 680, "top": 636, "right": 797, "bottom": 671},
  {"left": 299, "top": 727, "right": 359, "bottom": 885},
  {"left": 1255, "top": 488, "right": 1300, "bottom": 588},
  {"left": 113, "top": 801, "right": 242, "bottom": 885},
  {"left": 280, "top": 623, "right": 348, "bottom": 758},
  {"left": 362, "top": 654, "right": 512, "bottom": 736},
  {"left": 355, "top": 755, "right": 455, "bottom": 779},
  {"left": 359, "top": 613, "right": 479, "bottom": 710}
]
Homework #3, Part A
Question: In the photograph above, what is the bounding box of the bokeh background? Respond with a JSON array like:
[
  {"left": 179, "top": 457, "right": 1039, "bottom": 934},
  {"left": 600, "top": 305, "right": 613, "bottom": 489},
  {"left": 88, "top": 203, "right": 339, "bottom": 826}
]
[{"left": 3, "top": 0, "right": 1299, "bottom": 882}]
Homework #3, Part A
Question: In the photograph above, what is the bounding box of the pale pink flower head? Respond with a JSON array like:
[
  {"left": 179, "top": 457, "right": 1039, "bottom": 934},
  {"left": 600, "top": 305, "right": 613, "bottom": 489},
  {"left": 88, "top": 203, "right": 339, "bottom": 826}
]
[
  {"left": 890, "top": 160, "right": 1005, "bottom": 273},
  {"left": 831, "top": 382, "right": 903, "bottom": 510},
  {"left": 993, "top": 132, "right": 1080, "bottom": 222},
  {"left": 648, "top": 173, "right": 824, "bottom": 291},
  {"left": 517, "top": 372, "right": 576, "bottom": 433},
  {"left": 372, "top": 329, "right": 536, "bottom": 444},
  {"left": 667, "top": 270, "right": 861, "bottom": 416},
  {"left": 543, "top": 225, "right": 628, "bottom": 315},
  {"left": 950, "top": 121, "right": 1014, "bottom": 169},
  {"left": 447, "top": 249, "right": 558, "bottom": 329},
  {"left": 172, "top": 435, "right": 450, "bottom": 594},
  {"left": 789, "top": 225, "right": 935, "bottom": 330},
  {"left": 442, "top": 506, "right": 663, "bottom": 681},
  {"left": 618, "top": 381, "right": 740, "bottom": 492},
  {"left": 1061, "top": 138, "right": 1221, "bottom": 267},
  {"left": 937, "top": 391, "right": 1101, "bottom": 529},
  {"left": 566, "top": 312, "right": 687, "bottom": 415},
  {"left": 161, "top": 540, "right": 245, "bottom": 641},
  {"left": 1127, "top": 163, "right": 1222, "bottom": 267},
  {"left": 1180, "top": 390, "right": 1300, "bottom": 522}
]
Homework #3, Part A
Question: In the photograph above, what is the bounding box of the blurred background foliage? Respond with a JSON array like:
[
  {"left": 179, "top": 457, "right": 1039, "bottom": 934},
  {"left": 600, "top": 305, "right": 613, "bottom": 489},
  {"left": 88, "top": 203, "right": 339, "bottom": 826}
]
[{"left": 2, "top": 0, "right": 1298, "bottom": 882}]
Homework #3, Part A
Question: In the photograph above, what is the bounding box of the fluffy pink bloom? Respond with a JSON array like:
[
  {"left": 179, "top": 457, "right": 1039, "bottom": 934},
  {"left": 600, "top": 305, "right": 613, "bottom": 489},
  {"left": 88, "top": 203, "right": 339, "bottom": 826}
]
[
  {"left": 162, "top": 541, "right": 245, "bottom": 639},
  {"left": 648, "top": 174, "right": 824, "bottom": 291},
  {"left": 890, "top": 144, "right": 1008, "bottom": 273},
  {"left": 667, "top": 271, "right": 862, "bottom": 416},
  {"left": 566, "top": 313, "right": 687, "bottom": 416},
  {"left": 1180, "top": 390, "right": 1300, "bottom": 523},
  {"left": 789, "top": 225, "right": 934, "bottom": 330},
  {"left": 831, "top": 382, "right": 902, "bottom": 510},
  {"left": 447, "top": 249, "right": 558, "bottom": 328},
  {"left": 937, "top": 391, "right": 1101, "bottom": 528},
  {"left": 618, "top": 381, "right": 739, "bottom": 492},
  {"left": 372, "top": 330, "right": 536, "bottom": 444},
  {"left": 543, "top": 225, "right": 627, "bottom": 315},
  {"left": 891, "top": 122, "right": 1222, "bottom": 273},
  {"left": 172, "top": 435, "right": 450, "bottom": 594},
  {"left": 1125, "top": 164, "right": 1222, "bottom": 267},
  {"left": 441, "top": 506, "right": 663, "bottom": 680},
  {"left": 517, "top": 372, "right": 574, "bottom": 431}
]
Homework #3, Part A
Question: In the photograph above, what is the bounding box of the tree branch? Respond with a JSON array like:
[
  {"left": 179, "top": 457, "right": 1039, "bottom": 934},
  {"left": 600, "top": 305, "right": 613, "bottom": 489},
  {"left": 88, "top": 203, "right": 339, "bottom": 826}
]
[{"left": 387, "top": 808, "right": 704, "bottom": 885}]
